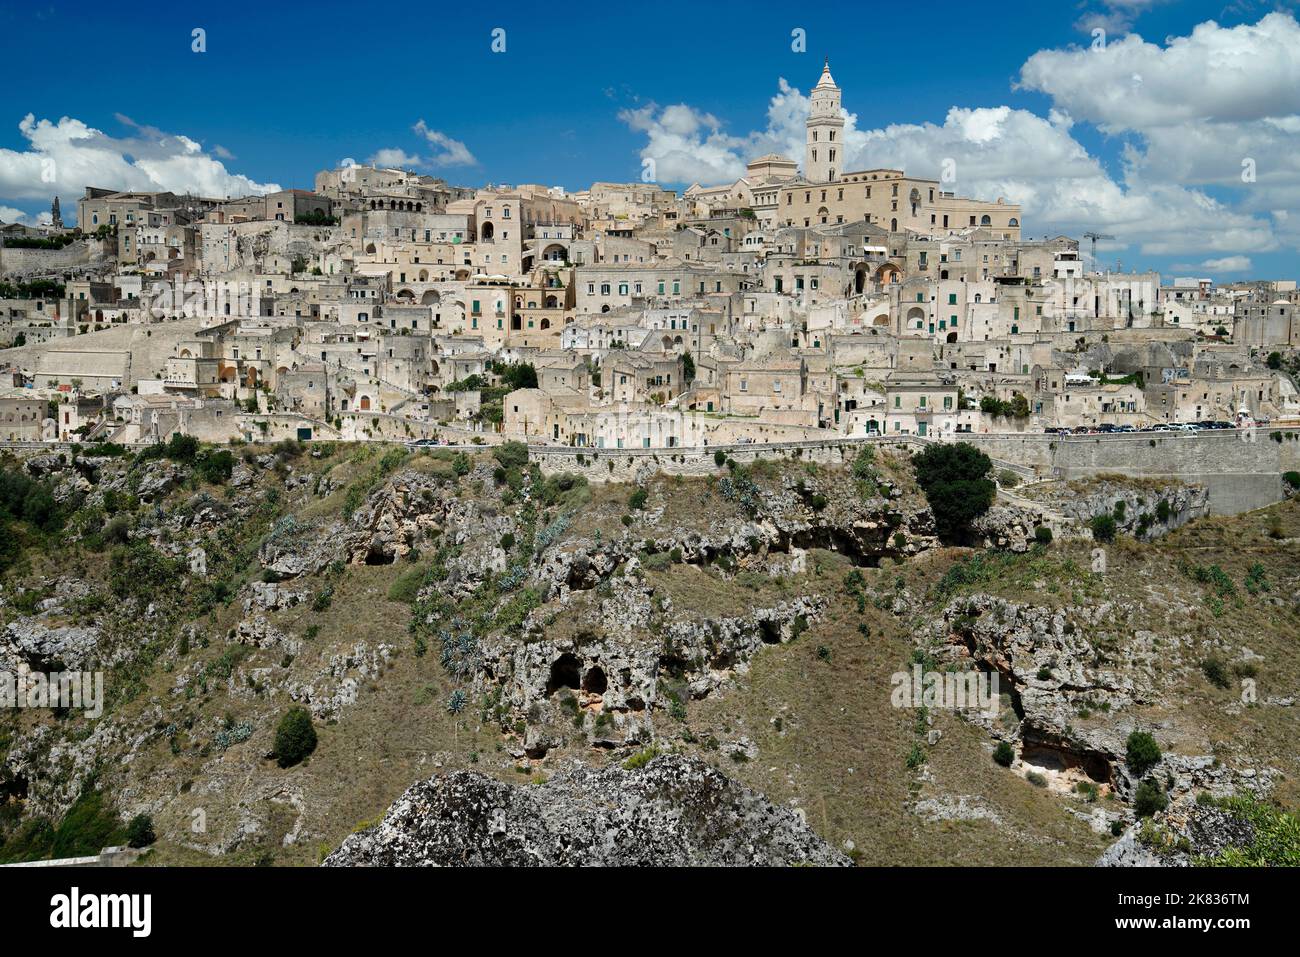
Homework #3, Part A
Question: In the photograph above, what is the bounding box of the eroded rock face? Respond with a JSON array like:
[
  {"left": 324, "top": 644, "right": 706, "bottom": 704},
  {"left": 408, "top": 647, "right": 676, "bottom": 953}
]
[
  {"left": 1098, "top": 799, "right": 1258, "bottom": 867},
  {"left": 323, "top": 754, "right": 849, "bottom": 867},
  {"left": 477, "top": 593, "right": 826, "bottom": 754},
  {"left": 1022, "top": 480, "right": 1210, "bottom": 540},
  {"left": 928, "top": 594, "right": 1279, "bottom": 803},
  {"left": 2, "top": 619, "right": 102, "bottom": 671},
  {"left": 972, "top": 505, "right": 1042, "bottom": 552}
]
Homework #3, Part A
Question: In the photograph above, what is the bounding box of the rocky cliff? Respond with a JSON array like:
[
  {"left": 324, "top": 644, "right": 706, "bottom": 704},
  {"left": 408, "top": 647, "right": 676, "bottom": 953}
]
[{"left": 324, "top": 754, "right": 848, "bottom": 866}]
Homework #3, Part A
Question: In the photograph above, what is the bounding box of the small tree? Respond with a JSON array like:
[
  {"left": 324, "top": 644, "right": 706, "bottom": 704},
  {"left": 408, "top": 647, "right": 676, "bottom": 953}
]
[
  {"left": 911, "top": 443, "right": 995, "bottom": 544},
  {"left": 125, "top": 813, "right": 156, "bottom": 848},
  {"left": 1125, "top": 731, "right": 1161, "bottom": 775},
  {"left": 1134, "top": 778, "right": 1168, "bottom": 818},
  {"left": 629, "top": 488, "right": 648, "bottom": 510},
  {"left": 993, "top": 742, "right": 1015, "bottom": 767},
  {"left": 274, "top": 707, "right": 318, "bottom": 768}
]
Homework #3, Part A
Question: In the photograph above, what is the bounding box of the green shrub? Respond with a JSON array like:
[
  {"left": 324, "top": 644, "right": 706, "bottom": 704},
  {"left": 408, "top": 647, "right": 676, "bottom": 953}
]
[
  {"left": 1134, "top": 778, "right": 1168, "bottom": 818},
  {"left": 273, "top": 707, "right": 318, "bottom": 768},
  {"left": 125, "top": 813, "right": 156, "bottom": 848},
  {"left": 102, "top": 514, "right": 131, "bottom": 545},
  {"left": 642, "top": 551, "right": 671, "bottom": 572},
  {"left": 195, "top": 449, "right": 234, "bottom": 485},
  {"left": 1090, "top": 513, "right": 1117, "bottom": 542},
  {"left": 993, "top": 742, "right": 1014, "bottom": 767},
  {"left": 1283, "top": 471, "right": 1300, "bottom": 491},
  {"left": 492, "top": 441, "right": 529, "bottom": 470},
  {"left": 905, "top": 743, "right": 926, "bottom": 769},
  {"left": 1033, "top": 525, "right": 1053, "bottom": 545},
  {"left": 714, "top": 450, "right": 727, "bottom": 467},
  {"left": 623, "top": 747, "right": 660, "bottom": 771},
  {"left": 1126, "top": 731, "right": 1161, "bottom": 775},
  {"left": 628, "top": 487, "right": 648, "bottom": 510},
  {"left": 1201, "top": 656, "right": 1231, "bottom": 689}
]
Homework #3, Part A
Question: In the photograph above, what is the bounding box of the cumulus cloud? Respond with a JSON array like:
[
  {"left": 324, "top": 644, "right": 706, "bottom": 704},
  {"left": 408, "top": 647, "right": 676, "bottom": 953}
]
[
  {"left": 1019, "top": 13, "right": 1300, "bottom": 131},
  {"left": 1173, "top": 255, "right": 1254, "bottom": 273},
  {"left": 414, "top": 122, "right": 477, "bottom": 167},
  {"left": 367, "top": 148, "right": 423, "bottom": 168},
  {"left": 366, "top": 122, "right": 478, "bottom": 172},
  {"left": 621, "top": 12, "right": 1300, "bottom": 262},
  {"left": 0, "top": 205, "right": 34, "bottom": 224},
  {"left": 0, "top": 113, "right": 281, "bottom": 218}
]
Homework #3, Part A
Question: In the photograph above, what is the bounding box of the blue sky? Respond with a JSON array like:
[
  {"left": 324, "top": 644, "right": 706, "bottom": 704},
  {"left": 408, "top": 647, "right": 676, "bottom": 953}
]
[{"left": 1, "top": 0, "right": 1298, "bottom": 281}]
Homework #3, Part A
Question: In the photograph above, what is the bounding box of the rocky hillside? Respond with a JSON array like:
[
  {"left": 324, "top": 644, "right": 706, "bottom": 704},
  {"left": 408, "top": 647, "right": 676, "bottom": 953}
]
[
  {"left": 1, "top": 438, "right": 1296, "bottom": 866},
  {"left": 324, "top": 754, "right": 847, "bottom": 866}
]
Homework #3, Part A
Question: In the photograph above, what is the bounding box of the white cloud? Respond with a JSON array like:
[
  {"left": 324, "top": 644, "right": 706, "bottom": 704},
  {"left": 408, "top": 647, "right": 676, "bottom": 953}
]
[
  {"left": 413, "top": 122, "right": 477, "bottom": 167},
  {"left": 621, "top": 12, "right": 1300, "bottom": 262},
  {"left": 0, "top": 114, "right": 281, "bottom": 218},
  {"left": 367, "top": 148, "right": 423, "bottom": 168},
  {"left": 618, "top": 103, "right": 750, "bottom": 185},
  {"left": 1173, "top": 255, "right": 1253, "bottom": 273},
  {"left": 1018, "top": 13, "right": 1300, "bottom": 131},
  {"left": 366, "top": 123, "right": 478, "bottom": 172}
]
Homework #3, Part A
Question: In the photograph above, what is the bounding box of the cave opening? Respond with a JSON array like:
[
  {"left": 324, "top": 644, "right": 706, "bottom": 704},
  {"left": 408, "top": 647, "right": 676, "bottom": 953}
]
[
  {"left": 546, "top": 653, "right": 582, "bottom": 696},
  {"left": 581, "top": 665, "right": 607, "bottom": 694}
]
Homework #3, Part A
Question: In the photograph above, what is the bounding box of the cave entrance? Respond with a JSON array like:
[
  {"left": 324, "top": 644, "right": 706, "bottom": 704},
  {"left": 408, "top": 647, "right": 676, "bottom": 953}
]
[
  {"left": 546, "top": 653, "right": 582, "bottom": 696},
  {"left": 581, "top": 665, "right": 607, "bottom": 694}
]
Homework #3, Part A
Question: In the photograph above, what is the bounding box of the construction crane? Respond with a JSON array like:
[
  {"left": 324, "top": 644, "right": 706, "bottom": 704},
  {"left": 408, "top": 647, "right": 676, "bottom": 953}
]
[{"left": 1083, "top": 232, "right": 1115, "bottom": 272}]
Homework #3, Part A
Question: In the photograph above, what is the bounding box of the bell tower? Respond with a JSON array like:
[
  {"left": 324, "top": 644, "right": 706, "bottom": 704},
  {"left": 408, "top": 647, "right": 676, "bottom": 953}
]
[{"left": 805, "top": 58, "right": 844, "bottom": 184}]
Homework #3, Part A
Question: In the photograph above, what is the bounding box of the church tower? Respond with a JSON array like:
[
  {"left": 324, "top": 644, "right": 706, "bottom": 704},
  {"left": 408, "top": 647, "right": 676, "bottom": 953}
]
[{"left": 805, "top": 58, "right": 844, "bottom": 184}]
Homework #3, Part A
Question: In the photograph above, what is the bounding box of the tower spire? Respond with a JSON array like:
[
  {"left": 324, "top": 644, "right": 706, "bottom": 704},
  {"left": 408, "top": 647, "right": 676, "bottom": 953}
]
[{"left": 806, "top": 59, "right": 844, "bottom": 183}]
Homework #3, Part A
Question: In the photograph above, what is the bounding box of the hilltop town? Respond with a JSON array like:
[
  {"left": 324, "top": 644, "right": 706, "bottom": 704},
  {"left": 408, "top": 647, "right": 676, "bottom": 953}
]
[
  {"left": 2, "top": 61, "right": 1295, "bottom": 464},
  {"left": 1, "top": 60, "right": 1298, "bottom": 873}
]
